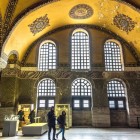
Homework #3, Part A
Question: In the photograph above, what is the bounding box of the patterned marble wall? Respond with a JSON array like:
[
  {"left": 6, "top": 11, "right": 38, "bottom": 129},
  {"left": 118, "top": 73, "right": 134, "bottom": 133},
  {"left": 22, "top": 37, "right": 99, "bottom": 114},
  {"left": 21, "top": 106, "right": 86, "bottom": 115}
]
[{"left": 1, "top": 65, "right": 140, "bottom": 127}]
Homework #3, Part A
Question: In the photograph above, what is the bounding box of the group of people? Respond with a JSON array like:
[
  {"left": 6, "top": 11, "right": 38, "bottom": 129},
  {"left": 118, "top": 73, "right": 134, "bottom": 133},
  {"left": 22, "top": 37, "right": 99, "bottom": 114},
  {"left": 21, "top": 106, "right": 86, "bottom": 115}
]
[
  {"left": 17, "top": 108, "right": 35, "bottom": 124},
  {"left": 47, "top": 106, "right": 67, "bottom": 140},
  {"left": 17, "top": 106, "right": 66, "bottom": 140}
]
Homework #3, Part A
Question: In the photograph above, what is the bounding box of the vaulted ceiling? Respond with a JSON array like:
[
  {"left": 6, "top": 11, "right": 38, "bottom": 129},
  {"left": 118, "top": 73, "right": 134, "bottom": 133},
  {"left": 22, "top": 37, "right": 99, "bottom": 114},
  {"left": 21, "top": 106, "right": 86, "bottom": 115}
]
[{"left": 0, "top": 0, "right": 140, "bottom": 62}]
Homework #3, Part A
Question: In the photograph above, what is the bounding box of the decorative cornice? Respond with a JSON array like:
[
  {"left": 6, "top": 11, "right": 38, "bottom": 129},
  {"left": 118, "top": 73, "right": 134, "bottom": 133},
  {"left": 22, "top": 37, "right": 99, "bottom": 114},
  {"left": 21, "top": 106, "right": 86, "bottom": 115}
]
[
  {"left": 2, "top": 0, "right": 18, "bottom": 44},
  {"left": 21, "top": 24, "right": 140, "bottom": 66},
  {"left": 22, "top": 63, "right": 37, "bottom": 67}
]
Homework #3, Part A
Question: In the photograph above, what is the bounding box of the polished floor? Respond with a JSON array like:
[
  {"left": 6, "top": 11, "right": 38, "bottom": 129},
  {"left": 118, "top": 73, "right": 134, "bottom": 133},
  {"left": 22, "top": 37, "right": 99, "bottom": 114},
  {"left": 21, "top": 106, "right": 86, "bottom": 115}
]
[{"left": 0, "top": 128, "right": 140, "bottom": 140}]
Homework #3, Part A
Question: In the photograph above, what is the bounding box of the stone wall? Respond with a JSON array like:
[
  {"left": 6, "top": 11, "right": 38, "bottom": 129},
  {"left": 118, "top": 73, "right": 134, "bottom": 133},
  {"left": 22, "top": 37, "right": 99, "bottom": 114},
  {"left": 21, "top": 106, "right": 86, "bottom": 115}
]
[
  {"left": 110, "top": 110, "right": 128, "bottom": 127},
  {"left": 72, "top": 110, "right": 92, "bottom": 126},
  {"left": 1, "top": 67, "right": 140, "bottom": 128},
  {"left": 0, "top": 107, "right": 15, "bottom": 128}
]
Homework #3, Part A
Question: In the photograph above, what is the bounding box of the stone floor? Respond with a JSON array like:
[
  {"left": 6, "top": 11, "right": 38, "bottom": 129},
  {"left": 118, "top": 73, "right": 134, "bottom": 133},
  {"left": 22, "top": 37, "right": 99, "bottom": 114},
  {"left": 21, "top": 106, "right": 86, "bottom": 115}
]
[{"left": 0, "top": 128, "right": 140, "bottom": 140}]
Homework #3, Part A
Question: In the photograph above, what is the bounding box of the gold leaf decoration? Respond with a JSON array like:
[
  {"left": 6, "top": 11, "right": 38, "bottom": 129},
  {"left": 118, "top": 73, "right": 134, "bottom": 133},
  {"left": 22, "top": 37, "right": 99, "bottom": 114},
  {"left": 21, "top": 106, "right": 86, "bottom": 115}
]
[
  {"left": 69, "top": 4, "right": 93, "bottom": 19},
  {"left": 113, "top": 13, "right": 137, "bottom": 34},
  {"left": 28, "top": 14, "right": 50, "bottom": 35}
]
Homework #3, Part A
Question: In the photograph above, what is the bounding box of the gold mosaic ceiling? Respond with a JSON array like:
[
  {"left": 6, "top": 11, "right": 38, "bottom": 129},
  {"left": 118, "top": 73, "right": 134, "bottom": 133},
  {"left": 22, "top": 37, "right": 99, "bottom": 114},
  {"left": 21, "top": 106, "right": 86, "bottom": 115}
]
[{"left": 0, "top": 0, "right": 140, "bottom": 61}]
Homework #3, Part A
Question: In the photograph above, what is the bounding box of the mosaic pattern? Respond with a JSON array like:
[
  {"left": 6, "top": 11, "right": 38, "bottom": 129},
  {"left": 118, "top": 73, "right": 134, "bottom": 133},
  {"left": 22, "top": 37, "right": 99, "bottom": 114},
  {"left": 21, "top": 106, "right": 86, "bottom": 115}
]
[
  {"left": 113, "top": 13, "right": 136, "bottom": 33},
  {"left": 2, "top": 0, "right": 18, "bottom": 49},
  {"left": 0, "top": 13, "right": 2, "bottom": 48},
  {"left": 69, "top": 4, "right": 93, "bottom": 19},
  {"left": 28, "top": 14, "right": 50, "bottom": 35}
]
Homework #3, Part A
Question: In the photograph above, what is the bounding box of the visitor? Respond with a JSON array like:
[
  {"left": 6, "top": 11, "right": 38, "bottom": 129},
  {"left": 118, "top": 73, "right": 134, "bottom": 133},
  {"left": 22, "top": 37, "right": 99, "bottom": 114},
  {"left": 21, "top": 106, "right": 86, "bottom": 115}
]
[
  {"left": 17, "top": 108, "right": 25, "bottom": 127},
  {"left": 56, "top": 111, "right": 66, "bottom": 140},
  {"left": 47, "top": 106, "right": 56, "bottom": 140},
  {"left": 28, "top": 109, "right": 35, "bottom": 123}
]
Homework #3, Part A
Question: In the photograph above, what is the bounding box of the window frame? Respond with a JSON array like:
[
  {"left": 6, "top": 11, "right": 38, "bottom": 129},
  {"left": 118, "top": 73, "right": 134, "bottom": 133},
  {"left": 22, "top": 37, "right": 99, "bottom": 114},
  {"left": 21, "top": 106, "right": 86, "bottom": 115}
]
[
  {"left": 38, "top": 40, "right": 57, "bottom": 71},
  {"left": 71, "top": 78, "right": 92, "bottom": 110},
  {"left": 38, "top": 97, "right": 55, "bottom": 109},
  {"left": 37, "top": 78, "right": 56, "bottom": 109},
  {"left": 71, "top": 28, "right": 91, "bottom": 71},
  {"left": 72, "top": 97, "right": 91, "bottom": 110},
  {"left": 108, "top": 97, "right": 126, "bottom": 110},
  {"left": 107, "top": 80, "right": 126, "bottom": 110},
  {"left": 104, "top": 40, "right": 124, "bottom": 71}
]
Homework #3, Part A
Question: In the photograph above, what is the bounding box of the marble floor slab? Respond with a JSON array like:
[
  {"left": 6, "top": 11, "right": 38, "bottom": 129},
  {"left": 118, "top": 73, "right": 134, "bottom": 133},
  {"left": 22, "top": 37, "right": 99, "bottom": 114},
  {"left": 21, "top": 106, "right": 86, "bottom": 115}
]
[{"left": 0, "top": 128, "right": 140, "bottom": 140}]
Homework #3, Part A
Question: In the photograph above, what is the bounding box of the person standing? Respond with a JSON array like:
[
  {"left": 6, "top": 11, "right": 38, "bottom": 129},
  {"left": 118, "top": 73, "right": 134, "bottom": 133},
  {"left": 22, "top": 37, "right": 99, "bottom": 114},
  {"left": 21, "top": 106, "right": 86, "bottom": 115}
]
[
  {"left": 47, "top": 106, "right": 56, "bottom": 140},
  {"left": 29, "top": 109, "right": 35, "bottom": 123},
  {"left": 56, "top": 111, "right": 66, "bottom": 140},
  {"left": 17, "top": 108, "right": 25, "bottom": 127}
]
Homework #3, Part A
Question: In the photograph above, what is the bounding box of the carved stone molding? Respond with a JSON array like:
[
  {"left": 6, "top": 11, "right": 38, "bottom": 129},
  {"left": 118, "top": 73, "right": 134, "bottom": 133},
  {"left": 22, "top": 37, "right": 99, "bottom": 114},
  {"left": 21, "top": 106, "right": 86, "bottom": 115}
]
[
  {"left": 20, "top": 70, "right": 73, "bottom": 79},
  {"left": 88, "top": 71, "right": 103, "bottom": 79},
  {"left": 2, "top": 68, "right": 20, "bottom": 77},
  {"left": 69, "top": 4, "right": 93, "bottom": 19},
  {"left": 28, "top": 14, "right": 50, "bottom": 35}
]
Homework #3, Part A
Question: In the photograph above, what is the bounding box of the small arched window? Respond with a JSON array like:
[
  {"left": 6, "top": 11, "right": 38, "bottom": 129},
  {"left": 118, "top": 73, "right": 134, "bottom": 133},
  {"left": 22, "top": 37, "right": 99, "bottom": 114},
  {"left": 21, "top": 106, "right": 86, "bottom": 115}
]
[
  {"left": 104, "top": 40, "right": 124, "bottom": 71},
  {"left": 37, "top": 78, "right": 56, "bottom": 109},
  {"left": 38, "top": 40, "right": 56, "bottom": 71},
  {"left": 107, "top": 79, "right": 126, "bottom": 109},
  {"left": 71, "top": 28, "right": 90, "bottom": 71},
  {"left": 71, "top": 78, "right": 92, "bottom": 110}
]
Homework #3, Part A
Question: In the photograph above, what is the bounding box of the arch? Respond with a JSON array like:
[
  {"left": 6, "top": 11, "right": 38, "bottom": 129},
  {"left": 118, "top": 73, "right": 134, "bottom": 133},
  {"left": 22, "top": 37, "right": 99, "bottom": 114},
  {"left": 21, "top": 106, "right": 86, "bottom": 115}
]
[
  {"left": 107, "top": 78, "right": 127, "bottom": 109},
  {"left": 37, "top": 78, "right": 56, "bottom": 109},
  {"left": 104, "top": 39, "right": 124, "bottom": 71},
  {"left": 71, "top": 28, "right": 90, "bottom": 71},
  {"left": 7, "top": 50, "right": 19, "bottom": 64},
  {"left": 71, "top": 78, "right": 92, "bottom": 109},
  {"left": 38, "top": 40, "right": 56, "bottom": 71}
]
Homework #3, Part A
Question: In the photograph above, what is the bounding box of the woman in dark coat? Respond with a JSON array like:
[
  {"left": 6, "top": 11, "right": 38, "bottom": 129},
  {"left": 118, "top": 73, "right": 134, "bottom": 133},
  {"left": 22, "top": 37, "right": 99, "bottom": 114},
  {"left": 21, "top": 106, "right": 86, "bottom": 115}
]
[{"left": 56, "top": 111, "right": 66, "bottom": 140}]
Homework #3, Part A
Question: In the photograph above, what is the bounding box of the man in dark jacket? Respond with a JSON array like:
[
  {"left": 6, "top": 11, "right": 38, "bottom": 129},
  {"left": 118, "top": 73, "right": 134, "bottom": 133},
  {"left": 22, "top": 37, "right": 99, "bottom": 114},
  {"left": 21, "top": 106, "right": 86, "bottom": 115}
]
[
  {"left": 29, "top": 109, "right": 35, "bottom": 123},
  {"left": 47, "top": 106, "right": 56, "bottom": 140},
  {"left": 56, "top": 111, "right": 66, "bottom": 140}
]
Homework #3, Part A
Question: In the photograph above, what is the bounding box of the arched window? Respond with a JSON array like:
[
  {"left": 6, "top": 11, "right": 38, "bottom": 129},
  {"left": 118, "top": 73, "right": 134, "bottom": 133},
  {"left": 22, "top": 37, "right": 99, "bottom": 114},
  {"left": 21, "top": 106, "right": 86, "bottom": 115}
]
[
  {"left": 38, "top": 40, "right": 56, "bottom": 71},
  {"left": 107, "top": 80, "right": 126, "bottom": 109},
  {"left": 104, "top": 40, "right": 123, "bottom": 71},
  {"left": 71, "top": 78, "right": 92, "bottom": 110},
  {"left": 37, "top": 78, "right": 56, "bottom": 109},
  {"left": 71, "top": 28, "right": 90, "bottom": 70}
]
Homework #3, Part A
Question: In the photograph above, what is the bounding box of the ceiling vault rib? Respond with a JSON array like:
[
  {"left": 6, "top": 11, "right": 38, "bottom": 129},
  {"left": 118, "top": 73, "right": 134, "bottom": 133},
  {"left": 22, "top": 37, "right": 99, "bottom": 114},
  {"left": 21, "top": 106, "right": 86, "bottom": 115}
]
[
  {"left": 2, "top": 0, "right": 18, "bottom": 50},
  {"left": 121, "top": 0, "right": 140, "bottom": 9},
  {"left": 0, "top": 13, "right": 2, "bottom": 53}
]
